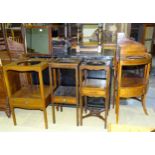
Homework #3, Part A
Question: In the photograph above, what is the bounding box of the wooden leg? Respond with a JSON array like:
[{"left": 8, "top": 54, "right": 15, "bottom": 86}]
[
  {"left": 52, "top": 103, "right": 56, "bottom": 124},
  {"left": 115, "top": 95, "right": 120, "bottom": 124},
  {"left": 84, "top": 96, "right": 87, "bottom": 114},
  {"left": 11, "top": 107, "right": 17, "bottom": 125},
  {"left": 43, "top": 109, "right": 48, "bottom": 129},
  {"left": 80, "top": 95, "right": 83, "bottom": 126},
  {"left": 56, "top": 106, "right": 60, "bottom": 111},
  {"left": 5, "top": 110, "right": 11, "bottom": 118},
  {"left": 60, "top": 106, "right": 63, "bottom": 112},
  {"left": 141, "top": 95, "right": 148, "bottom": 115},
  {"left": 5, "top": 97, "right": 11, "bottom": 118},
  {"left": 76, "top": 104, "right": 79, "bottom": 126},
  {"left": 113, "top": 75, "right": 116, "bottom": 109},
  {"left": 105, "top": 98, "right": 108, "bottom": 129}
]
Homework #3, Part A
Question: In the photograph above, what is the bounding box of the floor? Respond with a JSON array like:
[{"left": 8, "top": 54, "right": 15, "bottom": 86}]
[{"left": 0, "top": 57, "right": 155, "bottom": 132}]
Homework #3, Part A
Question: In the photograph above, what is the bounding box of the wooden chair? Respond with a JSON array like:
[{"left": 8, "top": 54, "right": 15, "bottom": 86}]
[
  {"left": 3, "top": 60, "right": 52, "bottom": 129},
  {"left": 49, "top": 58, "right": 81, "bottom": 126},
  {"left": 115, "top": 53, "right": 152, "bottom": 124},
  {"left": 79, "top": 60, "right": 111, "bottom": 128}
]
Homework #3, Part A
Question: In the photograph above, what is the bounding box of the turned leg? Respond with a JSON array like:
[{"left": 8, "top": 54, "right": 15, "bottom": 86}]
[
  {"left": 43, "top": 109, "right": 48, "bottom": 129},
  {"left": 141, "top": 95, "right": 148, "bottom": 115}
]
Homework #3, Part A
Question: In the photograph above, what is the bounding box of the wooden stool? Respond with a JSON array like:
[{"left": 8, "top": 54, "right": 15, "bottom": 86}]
[
  {"left": 79, "top": 60, "right": 111, "bottom": 128},
  {"left": 49, "top": 58, "right": 81, "bottom": 126},
  {"left": 115, "top": 53, "right": 152, "bottom": 124},
  {"left": 3, "top": 60, "right": 52, "bottom": 129}
]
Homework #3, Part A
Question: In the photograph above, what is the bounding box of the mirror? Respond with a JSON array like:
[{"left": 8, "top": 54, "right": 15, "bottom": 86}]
[
  {"left": 25, "top": 25, "right": 52, "bottom": 55},
  {"left": 82, "top": 24, "right": 99, "bottom": 46},
  {"left": 144, "top": 26, "right": 154, "bottom": 53}
]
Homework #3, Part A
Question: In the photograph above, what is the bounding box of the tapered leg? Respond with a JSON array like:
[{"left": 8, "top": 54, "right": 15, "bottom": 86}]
[
  {"left": 52, "top": 102, "right": 56, "bottom": 124},
  {"left": 76, "top": 104, "right": 79, "bottom": 126},
  {"left": 56, "top": 106, "right": 59, "bottom": 111},
  {"left": 43, "top": 109, "right": 48, "bottom": 129},
  {"left": 141, "top": 95, "right": 148, "bottom": 115},
  {"left": 11, "top": 107, "right": 17, "bottom": 125},
  {"left": 115, "top": 95, "right": 120, "bottom": 124},
  {"left": 80, "top": 95, "right": 83, "bottom": 126},
  {"left": 105, "top": 98, "right": 108, "bottom": 129},
  {"left": 113, "top": 72, "right": 116, "bottom": 109},
  {"left": 5, "top": 97, "right": 11, "bottom": 117},
  {"left": 60, "top": 105, "right": 63, "bottom": 112},
  {"left": 84, "top": 96, "right": 87, "bottom": 113}
]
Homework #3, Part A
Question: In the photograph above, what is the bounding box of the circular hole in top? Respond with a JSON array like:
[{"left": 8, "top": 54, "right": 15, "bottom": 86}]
[
  {"left": 126, "top": 56, "right": 145, "bottom": 60},
  {"left": 86, "top": 60, "right": 106, "bottom": 66},
  {"left": 17, "top": 61, "right": 41, "bottom": 66}
]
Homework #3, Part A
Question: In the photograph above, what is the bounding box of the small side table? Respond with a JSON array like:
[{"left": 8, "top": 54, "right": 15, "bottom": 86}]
[
  {"left": 49, "top": 58, "right": 81, "bottom": 126},
  {"left": 3, "top": 60, "right": 52, "bottom": 129},
  {"left": 79, "top": 59, "right": 111, "bottom": 128}
]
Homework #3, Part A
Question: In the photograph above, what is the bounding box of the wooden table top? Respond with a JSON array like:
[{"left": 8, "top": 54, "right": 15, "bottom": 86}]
[
  {"left": 49, "top": 58, "right": 81, "bottom": 68},
  {"left": 3, "top": 59, "right": 48, "bottom": 71}
]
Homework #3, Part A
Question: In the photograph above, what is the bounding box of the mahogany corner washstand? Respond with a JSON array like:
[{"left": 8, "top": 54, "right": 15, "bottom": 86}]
[
  {"left": 49, "top": 58, "right": 81, "bottom": 126},
  {"left": 3, "top": 60, "right": 52, "bottom": 129}
]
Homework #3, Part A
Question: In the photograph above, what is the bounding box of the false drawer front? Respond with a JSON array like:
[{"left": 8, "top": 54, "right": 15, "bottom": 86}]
[
  {"left": 120, "top": 86, "right": 145, "bottom": 98},
  {"left": 81, "top": 87, "right": 106, "bottom": 97},
  {"left": 10, "top": 98, "right": 43, "bottom": 109},
  {"left": 53, "top": 96, "right": 77, "bottom": 104}
]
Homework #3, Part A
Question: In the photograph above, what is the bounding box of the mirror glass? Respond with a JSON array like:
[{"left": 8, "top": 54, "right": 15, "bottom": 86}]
[
  {"left": 82, "top": 24, "right": 99, "bottom": 46},
  {"left": 144, "top": 26, "right": 154, "bottom": 53},
  {"left": 26, "top": 28, "right": 50, "bottom": 54}
]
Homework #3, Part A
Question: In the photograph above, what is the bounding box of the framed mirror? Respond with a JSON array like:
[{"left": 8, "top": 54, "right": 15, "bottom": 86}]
[
  {"left": 24, "top": 25, "right": 53, "bottom": 56},
  {"left": 82, "top": 24, "right": 99, "bottom": 46}
]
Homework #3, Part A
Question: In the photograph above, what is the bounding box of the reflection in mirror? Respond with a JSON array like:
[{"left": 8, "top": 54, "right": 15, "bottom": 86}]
[
  {"left": 144, "top": 26, "right": 154, "bottom": 53},
  {"left": 82, "top": 24, "right": 99, "bottom": 46}
]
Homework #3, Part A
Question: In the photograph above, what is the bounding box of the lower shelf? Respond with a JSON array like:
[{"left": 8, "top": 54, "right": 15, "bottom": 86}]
[
  {"left": 53, "top": 86, "right": 77, "bottom": 104},
  {"left": 12, "top": 85, "right": 52, "bottom": 99}
]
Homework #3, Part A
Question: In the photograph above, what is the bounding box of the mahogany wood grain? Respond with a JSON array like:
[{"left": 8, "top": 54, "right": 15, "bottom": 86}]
[
  {"left": 3, "top": 60, "right": 52, "bottom": 129},
  {"left": 115, "top": 53, "right": 152, "bottom": 123}
]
